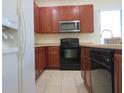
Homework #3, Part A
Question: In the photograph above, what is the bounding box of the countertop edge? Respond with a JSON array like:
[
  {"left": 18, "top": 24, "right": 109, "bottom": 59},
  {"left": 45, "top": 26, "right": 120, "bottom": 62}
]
[{"left": 80, "top": 44, "right": 122, "bottom": 50}]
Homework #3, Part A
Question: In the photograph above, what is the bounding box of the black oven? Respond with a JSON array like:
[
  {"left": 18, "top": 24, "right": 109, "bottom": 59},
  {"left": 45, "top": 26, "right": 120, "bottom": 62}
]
[
  {"left": 90, "top": 48, "right": 114, "bottom": 93},
  {"left": 60, "top": 38, "right": 81, "bottom": 70}
]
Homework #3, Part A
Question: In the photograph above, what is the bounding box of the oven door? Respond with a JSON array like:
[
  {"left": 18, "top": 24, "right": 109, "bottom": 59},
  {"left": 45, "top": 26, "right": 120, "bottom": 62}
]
[{"left": 61, "top": 46, "right": 80, "bottom": 64}]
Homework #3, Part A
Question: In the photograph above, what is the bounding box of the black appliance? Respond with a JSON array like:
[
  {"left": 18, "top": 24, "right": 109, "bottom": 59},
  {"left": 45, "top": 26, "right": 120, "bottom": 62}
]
[
  {"left": 60, "top": 38, "right": 81, "bottom": 70},
  {"left": 90, "top": 48, "right": 114, "bottom": 93}
]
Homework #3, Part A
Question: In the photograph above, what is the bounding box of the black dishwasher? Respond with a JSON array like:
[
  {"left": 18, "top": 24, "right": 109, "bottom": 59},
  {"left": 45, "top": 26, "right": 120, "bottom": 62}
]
[{"left": 90, "top": 48, "right": 114, "bottom": 93}]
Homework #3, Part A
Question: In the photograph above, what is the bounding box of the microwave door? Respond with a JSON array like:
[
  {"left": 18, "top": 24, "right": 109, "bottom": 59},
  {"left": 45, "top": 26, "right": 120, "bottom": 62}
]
[
  {"left": 60, "top": 20, "right": 80, "bottom": 32},
  {"left": 61, "top": 23, "right": 75, "bottom": 30}
]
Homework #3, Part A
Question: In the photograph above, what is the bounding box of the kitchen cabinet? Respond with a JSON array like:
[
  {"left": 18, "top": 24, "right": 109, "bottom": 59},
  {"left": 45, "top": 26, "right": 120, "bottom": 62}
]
[
  {"left": 80, "top": 5, "right": 94, "bottom": 33},
  {"left": 39, "top": 7, "right": 59, "bottom": 33},
  {"left": 35, "top": 47, "right": 46, "bottom": 79},
  {"left": 81, "top": 48, "right": 85, "bottom": 78},
  {"left": 51, "top": 7, "right": 59, "bottom": 32},
  {"left": 46, "top": 46, "right": 60, "bottom": 69},
  {"left": 114, "top": 50, "right": 122, "bottom": 93},
  {"left": 35, "top": 47, "right": 39, "bottom": 78},
  {"left": 59, "top": 6, "right": 79, "bottom": 20},
  {"left": 38, "top": 5, "right": 94, "bottom": 33},
  {"left": 39, "top": 7, "right": 52, "bottom": 33},
  {"left": 39, "top": 47, "right": 46, "bottom": 70},
  {"left": 81, "top": 47, "right": 92, "bottom": 93},
  {"left": 34, "top": 3, "right": 40, "bottom": 32}
]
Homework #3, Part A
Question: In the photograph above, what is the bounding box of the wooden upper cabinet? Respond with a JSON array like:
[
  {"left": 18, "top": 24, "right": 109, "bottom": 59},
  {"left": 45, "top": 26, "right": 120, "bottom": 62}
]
[
  {"left": 59, "top": 6, "right": 79, "bottom": 20},
  {"left": 38, "top": 5, "right": 94, "bottom": 33},
  {"left": 51, "top": 7, "right": 59, "bottom": 32},
  {"left": 39, "top": 7, "right": 59, "bottom": 33},
  {"left": 39, "top": 7, "right": 52, "bottom": 33},
  {"left": 80, "top": 5, "right": 94, "bottom": 33},
  {"left": 34, "top": 3, "right": 40, "bottom": 32},
  {"left": 114, "top": 50, "right": 122, "bottom": 93}
]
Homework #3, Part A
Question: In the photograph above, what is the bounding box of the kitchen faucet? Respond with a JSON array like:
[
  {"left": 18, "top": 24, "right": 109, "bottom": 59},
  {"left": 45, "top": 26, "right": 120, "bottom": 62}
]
[{"left": 100, "top": 29, "right": 113, "bottom": 38}]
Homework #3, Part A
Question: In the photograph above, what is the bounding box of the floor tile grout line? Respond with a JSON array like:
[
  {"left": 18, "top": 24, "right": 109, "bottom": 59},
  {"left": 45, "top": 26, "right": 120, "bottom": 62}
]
[
  {"left": 73, "top": 72, "right": 81, "bottom": 93},
  {"left": 36, "top": 70, "right": 86, "bottom": 93}
]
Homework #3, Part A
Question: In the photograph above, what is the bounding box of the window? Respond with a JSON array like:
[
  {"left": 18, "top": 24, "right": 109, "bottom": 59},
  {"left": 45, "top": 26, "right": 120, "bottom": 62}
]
[{"left": 100, "top": 10, "right": 121, "bottom": 44}]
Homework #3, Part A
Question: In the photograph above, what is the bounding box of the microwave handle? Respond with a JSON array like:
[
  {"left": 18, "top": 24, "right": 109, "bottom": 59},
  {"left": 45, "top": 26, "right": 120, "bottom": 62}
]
[{"left": 75, "top": 22, "right": 77, "bottom": 29}]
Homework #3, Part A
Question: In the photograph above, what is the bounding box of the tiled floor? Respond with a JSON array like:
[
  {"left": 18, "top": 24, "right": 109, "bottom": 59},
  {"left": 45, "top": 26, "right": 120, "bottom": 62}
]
[{"left": 36, "top": 70, "right": 88, "bottom": 93}]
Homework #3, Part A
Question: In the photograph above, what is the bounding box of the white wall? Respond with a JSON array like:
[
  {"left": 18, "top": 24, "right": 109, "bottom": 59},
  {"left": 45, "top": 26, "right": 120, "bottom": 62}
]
[{"left": 35, "top": 0, "right": 121, "bottom": 44}]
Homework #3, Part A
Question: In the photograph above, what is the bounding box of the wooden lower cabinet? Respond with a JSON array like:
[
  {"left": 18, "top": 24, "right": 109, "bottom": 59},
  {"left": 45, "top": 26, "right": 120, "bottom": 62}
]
[
  {"left": 40, "top": 47, "right": 46, "bottom": 70},
  {"left": 35, "top": 47, "right": 46, "bottom": 79},
  {"left": 84, "top": 58, "right": 92, "bottom": 93},
  {"left": 46, "top": 46, "right": 60, "bottom": 69},
  {"left": 35, "top": 47, "right": 39, "bottom": 78},
  {"left": 114, "top": 50, "right": 122, "bottom": 93},
  {"left": 81, "top": 47, "right": 92, "bottom": 93}
]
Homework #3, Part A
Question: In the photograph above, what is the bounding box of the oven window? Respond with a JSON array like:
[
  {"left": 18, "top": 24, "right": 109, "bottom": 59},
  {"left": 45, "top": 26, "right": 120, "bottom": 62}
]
[{"left": 64, "top": 49, "right": 77, "bottom": 58}]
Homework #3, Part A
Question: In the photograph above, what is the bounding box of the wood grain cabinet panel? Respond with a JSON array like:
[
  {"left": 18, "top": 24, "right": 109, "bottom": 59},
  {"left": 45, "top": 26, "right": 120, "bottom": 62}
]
[
  {"left": 114, "top": 50, "right": 122, "bottom": 93},
  {"left": 81, "top": 47, "right": 92, "bottom": 93},
  {"left": 59, "top": 6, "right": 79, "bottom": 20},
  {"left": 35, "top": 47, "right": 39, "bottom": 78},
  {"left": 35, "top": 47, "right": 46, "bottom": 79},
  {"left": 39, "top": 7, "right": 52, "bottom": 33},
  {"left": 34, "top": 3, "right": 40, "bottom": 32},
  {"left": 51, "top": 7, "right": 59, "bottom": 32},
  {"left": 80, "top": 5, "right": 94, "bottom": 33},
  {"left": 38, "top": 5, "right": 94, "bottom": 33},
  {"left": 47, "top": 47, "right": 60, "bottom": 69},
  {"left": 39, "top": 7, "right": 59, "bottom": 33}
]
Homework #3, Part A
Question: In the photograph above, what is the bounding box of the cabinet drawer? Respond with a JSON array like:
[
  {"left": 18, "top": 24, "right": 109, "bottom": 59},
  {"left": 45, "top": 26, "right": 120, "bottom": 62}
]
[{"left": 47, "top": 47, "right": 60, "bottom": 51}]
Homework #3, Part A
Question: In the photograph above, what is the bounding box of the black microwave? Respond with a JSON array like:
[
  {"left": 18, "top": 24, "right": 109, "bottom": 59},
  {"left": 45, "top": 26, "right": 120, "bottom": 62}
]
[{"left": 59, "top": 20, "right": 80, "bottom": 33}]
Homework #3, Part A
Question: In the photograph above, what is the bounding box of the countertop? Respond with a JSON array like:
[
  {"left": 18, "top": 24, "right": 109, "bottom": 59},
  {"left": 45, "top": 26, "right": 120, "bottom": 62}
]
[
  {"left": 80, "top": 44, "right": 122, "bottom": 50},
  {"left": 35, "top": 43, "right": 122, "bottom": 50},
  {"left": 35, "top": 43, "right": 60, "bottom": 47}
]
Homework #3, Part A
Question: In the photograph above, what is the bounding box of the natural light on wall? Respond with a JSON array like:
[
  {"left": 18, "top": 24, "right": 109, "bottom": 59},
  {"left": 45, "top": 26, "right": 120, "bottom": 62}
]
[{"left": 100, "top": 10, "right": 121, "bottom": 44}]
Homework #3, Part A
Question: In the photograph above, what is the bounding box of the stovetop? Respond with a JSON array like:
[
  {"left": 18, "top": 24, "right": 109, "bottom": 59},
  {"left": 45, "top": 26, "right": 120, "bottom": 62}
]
[{"left": 60, "top": 38, "right": 79, "bottom": 47}]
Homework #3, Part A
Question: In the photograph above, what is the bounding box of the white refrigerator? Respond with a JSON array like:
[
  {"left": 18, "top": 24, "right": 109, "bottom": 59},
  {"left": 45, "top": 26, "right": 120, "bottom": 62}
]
[{"left": 2, "top": 0, "right": 35, "bottom": 92}]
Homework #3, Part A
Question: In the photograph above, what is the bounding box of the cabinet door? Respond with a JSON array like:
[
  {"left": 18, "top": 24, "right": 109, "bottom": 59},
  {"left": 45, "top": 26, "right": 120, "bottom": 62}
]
[
  {"left": 40, "top": 47, "right": 46, "bottom": 69},
  {"left": 38, "top": 47, "right": 42, "bottom": 73},
  {"left": 84, "top": 58, "right": 92, "bottom": 93},
  {"left": 51, "top": 7, "right": 59, "bottom": 32},
  {"left": 80, "top": 5, "right": 94, "bottom": 33},
  {"left": 47, "top": 47, "right": 60, "bottom": 69},
  {"left": 81, "top": 48, "right": 85, "bottom": 79},
  {"left": 81, "top": 47, "right": 91, "bottom": 93},
  {"left": 34, "top": 3, "right": 39, "bottom": 32},
  {"left": 35, "top": 47, "right": 39, "bottom": 77},
  {"left": 39, "top": 7, "right": 52, "bottom": 33},
  {"left": 114, "top": 50, "right": 122, "bottom": 93},
  {"left": 59, "top": 6, "right": 79, "bottom": 20}
]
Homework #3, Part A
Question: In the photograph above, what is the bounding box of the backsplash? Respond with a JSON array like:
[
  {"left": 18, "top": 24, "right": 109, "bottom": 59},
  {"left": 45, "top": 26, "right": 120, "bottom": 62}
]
[{"left": 35, "top": 32, "right": 100, "bottom": 44}]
